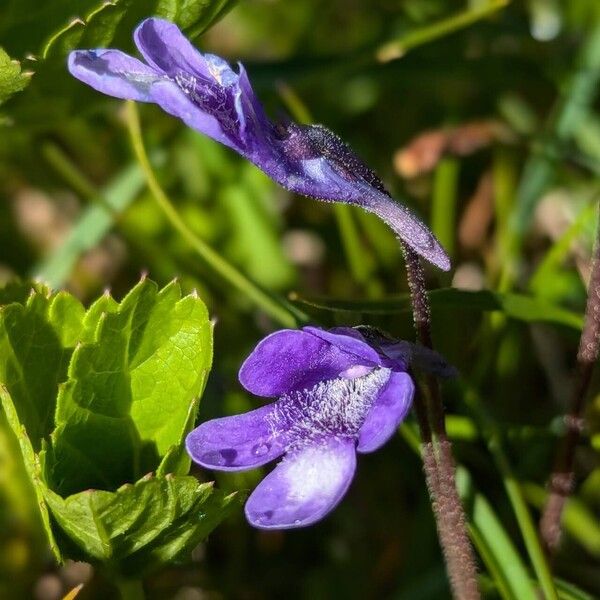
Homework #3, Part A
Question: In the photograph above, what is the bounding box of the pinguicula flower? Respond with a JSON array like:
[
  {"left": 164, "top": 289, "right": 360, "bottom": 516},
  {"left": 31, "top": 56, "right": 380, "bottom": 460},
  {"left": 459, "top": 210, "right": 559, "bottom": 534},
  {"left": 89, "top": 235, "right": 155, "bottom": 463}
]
[
  {"left": 68, "top": 18, "right": 450, "bottom": 271},
  {"left": 185, "top": 326, "right": 453, "bottom": 529}
]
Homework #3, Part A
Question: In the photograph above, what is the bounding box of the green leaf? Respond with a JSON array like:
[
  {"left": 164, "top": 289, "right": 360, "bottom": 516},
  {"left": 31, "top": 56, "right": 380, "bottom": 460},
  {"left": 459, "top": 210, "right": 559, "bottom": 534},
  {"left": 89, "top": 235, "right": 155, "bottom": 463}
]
[
  {"left": 457, "top": 467, "right": 538, "bottom": 600},
  {"left": 0, "top": 289, "right": 85, "bottom": 447},
  {"left": 219, "top": 175, "right": 296, "bottom": 290},
  {"left": 0, "top": 385, "right": 61, "bottom": 561},
  {"left": 554, "top": 578, "right": 596, "bottom": 600},
  {"left": 0, "top": 47, "right": 30, "bottom": 106},
  {"left": 0, "top": 279, "right": 228, "bottom": 573},
  {"left": 1, "top": 0, "right": 237, "bottom": 58},
  {"left": 0, "top": 279, "right": 50, "bottom": 306},
  {"left": 291, "top": 288, "right": 583, "bottom": 330},
  {"left": 43, "top": 475, "right": 239, "bottom": 576},
  {"left": 45, "top": 279, "right": 212, "bottom": 495}
]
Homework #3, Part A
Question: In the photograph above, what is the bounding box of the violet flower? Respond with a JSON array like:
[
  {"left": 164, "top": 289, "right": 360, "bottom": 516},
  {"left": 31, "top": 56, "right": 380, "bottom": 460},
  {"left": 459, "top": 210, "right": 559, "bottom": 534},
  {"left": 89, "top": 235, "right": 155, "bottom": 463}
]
[
  {"left": 186, "top": 326, "right": 453, "bottom": 529},
  {"left": 68, "top": 18, "right": 450, "bottom": 270}
]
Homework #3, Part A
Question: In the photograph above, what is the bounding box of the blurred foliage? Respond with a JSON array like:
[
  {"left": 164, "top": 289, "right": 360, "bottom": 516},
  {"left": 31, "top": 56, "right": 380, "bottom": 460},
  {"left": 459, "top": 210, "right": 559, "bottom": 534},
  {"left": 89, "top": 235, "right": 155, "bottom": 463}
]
[{"left": 0, "top": 0, "right": 600, "bottom": 598}]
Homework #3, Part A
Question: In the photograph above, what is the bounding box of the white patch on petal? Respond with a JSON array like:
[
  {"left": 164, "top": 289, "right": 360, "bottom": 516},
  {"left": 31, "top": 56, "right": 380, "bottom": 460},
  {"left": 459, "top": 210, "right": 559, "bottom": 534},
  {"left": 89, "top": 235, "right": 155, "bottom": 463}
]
[
  {"left": 245, "top": 437, "right": 356, "bottom": 529},
  {"left": 205, "top": 54, "right": 237, "bottom": 86},
  {"left": 302, "top": 157, "right": 327, "bottom": 182},
  {"left": 283, "top": 443, "right": 350, "bottom": 506},
  {"left": 340, "top": 364, "right": 373, "bottom": 379}
]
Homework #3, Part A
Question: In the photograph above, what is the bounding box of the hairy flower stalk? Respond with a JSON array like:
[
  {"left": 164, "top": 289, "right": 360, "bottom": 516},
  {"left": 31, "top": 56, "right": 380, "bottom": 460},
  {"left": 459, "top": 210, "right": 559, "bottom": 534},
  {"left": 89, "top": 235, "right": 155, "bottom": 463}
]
[
  {"left": 402, "top": 244, "right": 480, "bottom": 600},
  {"left": 540, "top": 213, "right": 600, "bottom": 554}
]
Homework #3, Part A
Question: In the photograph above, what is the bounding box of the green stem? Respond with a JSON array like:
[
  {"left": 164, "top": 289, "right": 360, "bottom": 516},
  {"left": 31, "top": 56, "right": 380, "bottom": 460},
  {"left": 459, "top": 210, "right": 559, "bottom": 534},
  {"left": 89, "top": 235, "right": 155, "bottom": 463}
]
[
  {"left": 431, "top": 157, "right": 460, "bottom": 260},
  {"left": 275, "top": 83, "right": 375, "bottom": 291},
  {"left": 115, "top": 578, "right": 145, "bottom": 600},
  {"left": 463, "top": 386, "right": 558, "bottom": 599},
  {"left": 124, "top": 101, "right": 305, "bottom": 328},
  {"left": 376, "top": 0, "right": 509, "bottom": 62},
  {"left": 333, "top": 204, "right": 374, "bottom": 289}
]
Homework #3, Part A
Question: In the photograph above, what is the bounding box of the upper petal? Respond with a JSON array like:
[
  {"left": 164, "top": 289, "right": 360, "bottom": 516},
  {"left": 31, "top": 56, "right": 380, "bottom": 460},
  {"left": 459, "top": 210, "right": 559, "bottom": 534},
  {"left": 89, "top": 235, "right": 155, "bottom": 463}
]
[
  {"left": 303, "top": 326, "right": 381, "bottom": 366},
  {"left": 134, "top": 18, "right": 217, "bottom": 79},
  {"left": 245, "top": 437, "right": 356, "bottom": 529},
  {"left": 357, "top": 371, "right": 414, "bottom": 453},
  {"left": 239, "top": 329, "right": 377, "bottom": 397},
  {"left": 68, "top": 50, "right": 160, "bottom": 102},
  {"left": 134, "top": 19, "right": 269, "bottom": 156},
  {"left": 185, "top": 404, "right": 287, "bottom": 471}
]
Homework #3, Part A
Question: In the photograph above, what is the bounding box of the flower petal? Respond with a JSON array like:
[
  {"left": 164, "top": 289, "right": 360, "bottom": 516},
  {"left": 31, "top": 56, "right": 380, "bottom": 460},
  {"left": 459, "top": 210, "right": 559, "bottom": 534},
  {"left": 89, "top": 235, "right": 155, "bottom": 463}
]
[
  {"left": 134, "top": 18, "right": 216, "bottom": 79},
  {"left": 357, "top": 371, "right": 414, "bottom": 453},
  {"left": 185, "top": 404, "right": 287, "bottom": 471},
  {"left": 134, "top": 19, "right": 268, "bottom": 155},
  {"left": 239, "top": 329, "right": 376, "bottom": 397},
  {"left": 149, "top": 79, "right": 240, "bottom": 151},
  {"left": 245, "top": 437, "right": 356, "bottom": 529},
  {"left": 303, "top": 326, "right": 381, "bottom": 366},
  {"left": 68, "top": 50, "right": 160, "bottom": 102}
]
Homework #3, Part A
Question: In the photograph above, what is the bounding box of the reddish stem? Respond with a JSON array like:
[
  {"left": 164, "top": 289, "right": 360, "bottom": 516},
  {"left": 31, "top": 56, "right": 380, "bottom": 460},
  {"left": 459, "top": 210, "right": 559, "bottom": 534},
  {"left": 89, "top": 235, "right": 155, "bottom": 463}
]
[
  {"left": 403, "top": 244, "right": 480, "bottom": 600},
  {"left": 540, "top": 213, "right": 600, "bottom": 554}
]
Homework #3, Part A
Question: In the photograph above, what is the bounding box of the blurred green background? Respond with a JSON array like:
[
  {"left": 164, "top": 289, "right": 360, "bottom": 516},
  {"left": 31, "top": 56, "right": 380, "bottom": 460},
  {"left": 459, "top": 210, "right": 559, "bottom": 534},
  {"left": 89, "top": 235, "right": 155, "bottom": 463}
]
[{"left": 1, "top": 0, "right": 600, "bottom": 598}]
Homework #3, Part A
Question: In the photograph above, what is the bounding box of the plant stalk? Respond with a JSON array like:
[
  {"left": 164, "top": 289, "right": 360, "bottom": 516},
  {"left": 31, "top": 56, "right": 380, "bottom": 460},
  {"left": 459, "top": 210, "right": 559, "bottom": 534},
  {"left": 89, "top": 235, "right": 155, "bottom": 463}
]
[
  {"left": 402, "top": 244, "right": 480, "bottom": 600},
  {"left": 540, "top": 211, "right": 600, "bottom": 554},
  {"left": 124, "top": 100, "right": 306, "bottom": 328}
]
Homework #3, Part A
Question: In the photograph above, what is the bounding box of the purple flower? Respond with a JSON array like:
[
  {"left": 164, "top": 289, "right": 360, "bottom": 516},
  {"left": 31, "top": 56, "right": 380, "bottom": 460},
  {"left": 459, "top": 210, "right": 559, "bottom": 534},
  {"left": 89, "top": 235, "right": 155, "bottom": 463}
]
[
  {"left": 68, "top": 18, "right": 450, "bottom": 271},
  {"left": 186, "top": 326, "right": 452, "bottom": 529}
]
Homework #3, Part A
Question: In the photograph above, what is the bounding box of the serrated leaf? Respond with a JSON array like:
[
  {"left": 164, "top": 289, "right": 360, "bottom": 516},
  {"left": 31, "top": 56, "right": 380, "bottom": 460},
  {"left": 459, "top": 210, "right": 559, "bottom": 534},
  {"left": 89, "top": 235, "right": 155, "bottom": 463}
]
[
  {"left": 291, "top": 288, "right": 583, "bottom": 330},
  {"left": 0, "top": 385, "right": 61, "bottom": 560},
  {"left": 0, "top": 289, "right": 86, "bottom": 447},
  {"left": 1, "top": 0, "right": 237, "bottom": 58},
  {"left": 44, "top": 475, "right": 239, "bottom": 576},
  {"left": 0, "top": 280, "right": 50, "bottom": 306},
  {"left": 0, "top": 47, "right": 30, "bottom": 106},
  {"left": 0, "top": 279, "right": 225, "bottom": 573},
  {"left": 0, "top": 1, "right": 100, "bottom": 58},
  {"left": 46, "top": 279, "right": 212, "bottom": 495}
]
